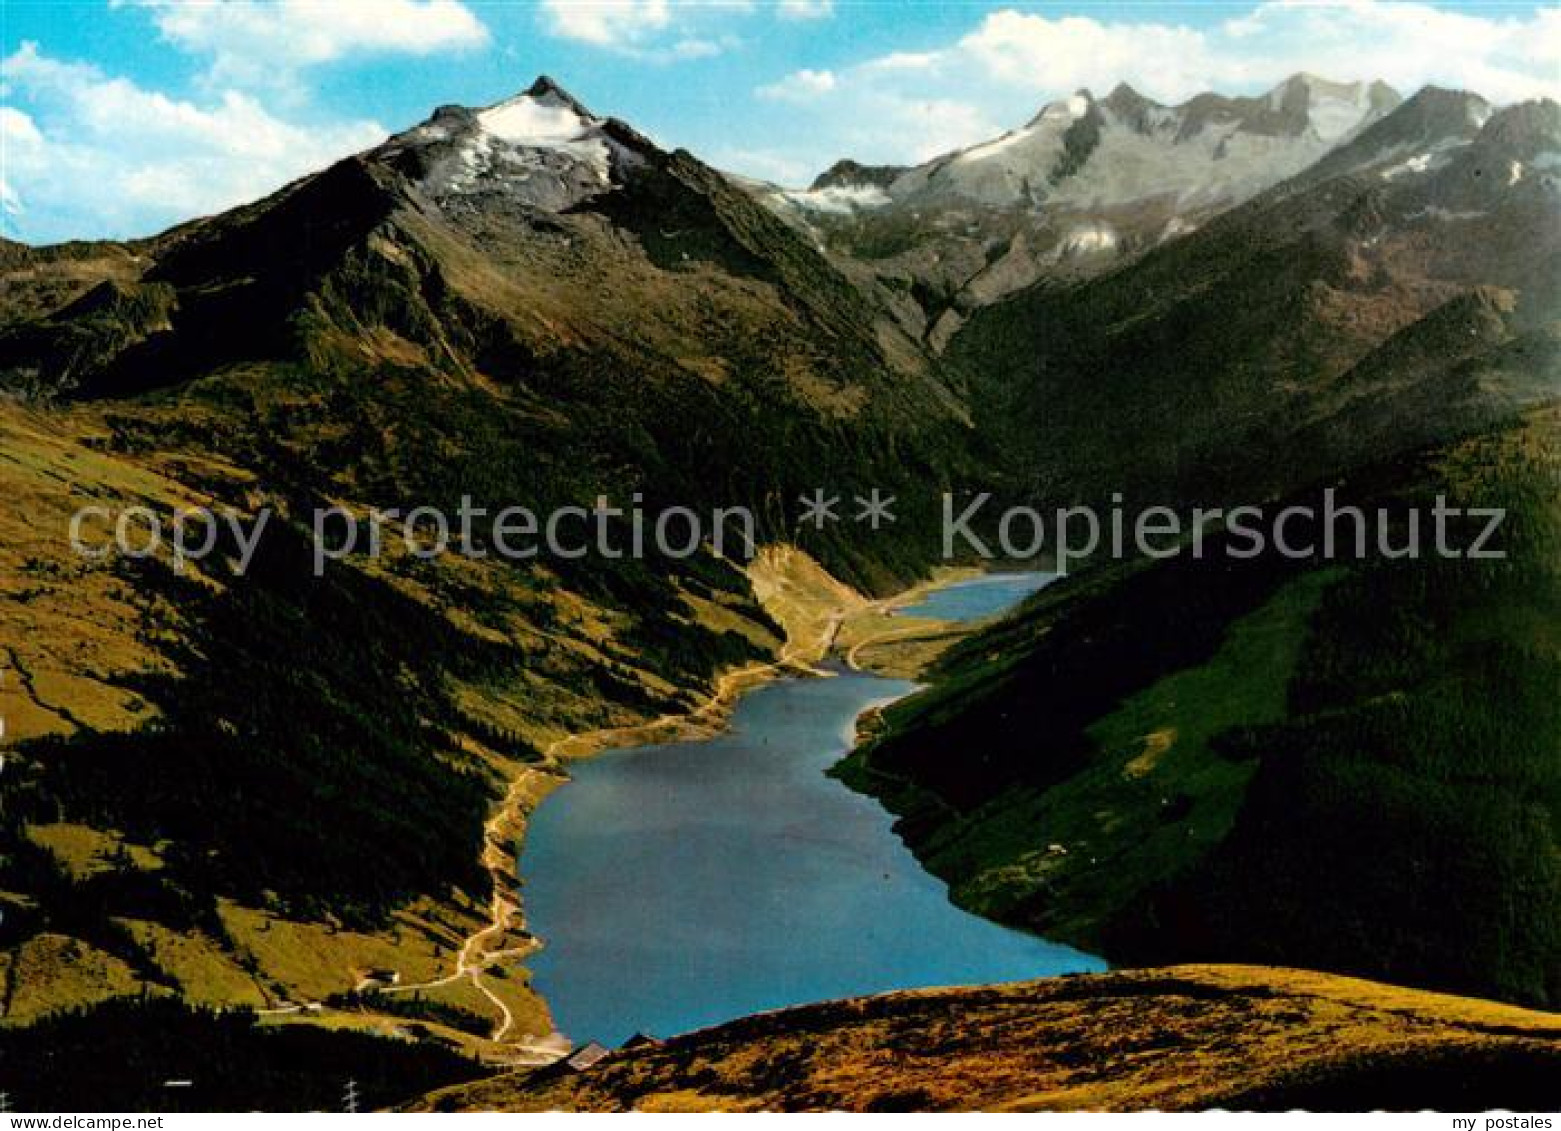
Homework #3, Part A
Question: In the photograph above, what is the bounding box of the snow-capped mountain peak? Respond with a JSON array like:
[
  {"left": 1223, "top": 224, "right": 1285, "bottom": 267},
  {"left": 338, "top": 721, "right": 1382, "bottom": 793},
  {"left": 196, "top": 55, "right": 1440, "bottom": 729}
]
[
  {"left": 1283, "top": 86, "right": 1497, "bottom": 191},
  {"left": 377, "top": 76, "right": 648, "bottom": 211},
  {"left": 761, "top": 74, "right": 1423, "bottom": 342},
  {"left": 1265, "top": 73, "right": 1400, "bottom": 141},
  {"left": 1027, "top": 90, "right": 1095, "bottom": 127},
  {"left": 778, "top": 74, "right": 1402, "bottom": 218},
  {"left": 874, "top": 75, "right": 1397, "bottom": 213},
  {"left": 478, "top": 85, "right": 600, "bottom": 148}
]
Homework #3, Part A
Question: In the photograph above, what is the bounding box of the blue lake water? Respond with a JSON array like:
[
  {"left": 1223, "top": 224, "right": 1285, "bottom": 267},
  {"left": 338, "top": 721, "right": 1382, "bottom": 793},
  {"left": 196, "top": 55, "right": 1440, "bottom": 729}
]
[
  {"left": 893, "top": 571, "right": 1056, "bottom": 622},
  {"left": 521, "top": 576, "right": 1102, "bottom": 1046}
]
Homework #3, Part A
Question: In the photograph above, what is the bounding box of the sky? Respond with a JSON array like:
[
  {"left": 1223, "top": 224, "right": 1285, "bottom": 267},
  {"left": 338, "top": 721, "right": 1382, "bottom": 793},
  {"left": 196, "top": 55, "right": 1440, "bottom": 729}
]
[{"left": 2, "top": 0, "right": 1557, "bottom": 243}]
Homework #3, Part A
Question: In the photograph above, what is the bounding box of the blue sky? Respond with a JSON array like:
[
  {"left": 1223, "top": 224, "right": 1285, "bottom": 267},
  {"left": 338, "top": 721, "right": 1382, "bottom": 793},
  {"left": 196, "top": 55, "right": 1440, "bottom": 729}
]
[{"left": 3, "top": 1, "right": 1557, "bottom": 242}]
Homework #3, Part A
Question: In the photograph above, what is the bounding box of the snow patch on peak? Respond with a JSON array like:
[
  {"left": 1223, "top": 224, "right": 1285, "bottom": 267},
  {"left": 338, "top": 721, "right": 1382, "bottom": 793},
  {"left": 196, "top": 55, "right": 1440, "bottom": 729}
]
[
  {"left": 479, "top": 95, "right": 598, "bottom": 147},
  {"left": 1380, "top": 152, "right": 1437, "bottom": 180},
  {"left": 402, "top": 121, "right": 454, "bottom": 146},
  {"left": 1058, "top": 222, "right": 1118, "bottom": 257},
  {"left": 1262, "top": 74, "right": 1390, "bottom": 143},
  {"left": 1034, "top": 93, "right": 1090, "bottom": 124},
  {"left": 1406, "top": 205, "right": 1489, "bottom": 222},
  {"left": 782, "top": 183, "right": 891, "bottom": 214},
  {"left": 1308, "top": 85, "right": 1375, "bottom": 142},
  {"left": 455, "top": 92, "right": 615, "bottom": 191},
  {"left": 958, "top": 127, "right": 1037, "bottom": 164}
]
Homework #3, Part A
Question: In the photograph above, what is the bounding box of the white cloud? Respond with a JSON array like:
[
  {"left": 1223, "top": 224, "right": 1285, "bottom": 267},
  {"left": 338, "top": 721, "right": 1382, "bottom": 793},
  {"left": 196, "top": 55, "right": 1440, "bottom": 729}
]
[
  {"left": 777, "top": 0, "right": 833, "bottom": 20},
  {"left": 757, "top": 68, "right": 837, "bottom": 101},
  {"left": 945, "top": 2, "right": 1560, "bottom": 105},
  {"left": 0, "top": 178, "right": 22, "bottom": 220},
  {"left": 0, "top": 42, "right": 385, "bottom": 242},
  {"left": 123, "top": 0, "right": 489, "bottom": 90},
  {"left": 1204, "top": 0, "right": 1561, "bottom": 105},
  {"left": 541, "top": 0, "right": 673, "bottom": 48},
  {"left": 0, "top": 105, "right": 42, "bottom": 146},
  {"left": 860, "top": 51, "right": 939, "bottom": 74},
  {"left": 667, "top": 37, "right": 726, "bottom": 61},
  {"left": 955, "top": 11, "right": 1212, "bottom": 96},
  {"left": 538, "top": 0, "right": 758, "bottom": 60},
  {"left": 737, "top": 0, "right": 1561, "bottom": 186}
]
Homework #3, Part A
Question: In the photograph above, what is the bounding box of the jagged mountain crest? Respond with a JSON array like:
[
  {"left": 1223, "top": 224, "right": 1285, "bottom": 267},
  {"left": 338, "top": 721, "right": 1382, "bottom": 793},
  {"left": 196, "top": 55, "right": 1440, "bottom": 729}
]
[
  {"left": 1098, "top": 81, "right": 1159, "bottom": 131},
  {"left": 1471, "top": 97, "right": 1561, "bottom": 161},
  {"left": 810, "top": 159, "right": 907, "bottom": 192},
  {"left": 1168, "top": 73, "right": 1397, "bottom": 139},
  {"left": 375, "top": 75, "right": 657, "bottom": 212},
  {"left": 1271, "top": 91, "right": 1560, "bottom": 218},
  {"left": 0, "top": 71, "right": 958, "bottom": 420},
  {"left": 1289, "top": 85, "right": 1494, "bottom": 188},
  {"left": 760, "top": 75, "right": 1553, "bottom": 350},
  {"left": 1417, "top": 96, "right": 1561, "bottom": 215},
  {"left": 787, "top": 73, "right": 1403, "bottom": 215},
  {"left": 522, "top": 73, "right": 595, "bottom": 118}
]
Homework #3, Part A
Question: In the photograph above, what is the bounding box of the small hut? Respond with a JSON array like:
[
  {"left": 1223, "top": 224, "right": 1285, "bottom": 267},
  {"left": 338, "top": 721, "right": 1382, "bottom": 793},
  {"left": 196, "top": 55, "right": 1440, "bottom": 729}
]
[{"left": 564, "top": 1041, "right": 612, "bottom": 1073}]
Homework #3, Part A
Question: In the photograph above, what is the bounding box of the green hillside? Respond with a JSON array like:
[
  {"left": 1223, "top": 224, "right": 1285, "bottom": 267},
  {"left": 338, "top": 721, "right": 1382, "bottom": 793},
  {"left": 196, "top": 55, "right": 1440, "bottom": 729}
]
[{"left": 844, "top": 411, "right": 1561, "bottom": 1008}]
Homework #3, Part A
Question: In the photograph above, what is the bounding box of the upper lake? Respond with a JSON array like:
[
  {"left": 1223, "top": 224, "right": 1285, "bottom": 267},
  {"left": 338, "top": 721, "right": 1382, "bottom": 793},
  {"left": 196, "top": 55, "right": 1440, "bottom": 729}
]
[
  {"left": 892, "top": 571, "right": 1056, "bottom": 621},
  {"left": 521, "top": 574, "right": 1102, "bottom": 1045}
]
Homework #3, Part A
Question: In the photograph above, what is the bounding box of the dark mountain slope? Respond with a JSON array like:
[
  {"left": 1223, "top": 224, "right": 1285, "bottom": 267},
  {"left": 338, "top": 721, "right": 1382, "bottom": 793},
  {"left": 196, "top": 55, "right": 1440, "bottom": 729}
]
[
  {"left": 0, "top": 79, "right": 977, "bottom": 1034},
  {"left": 841, "top": 409, "right": 1561, "bottom": 1009},
  {"left": 1289, "top": 86, "right": 1491, "bottom": 187},
  {"left": 1, "top": 78, "right": 975, "bottom": 578},
  {"left": 836, "top": 103, "right": 1559, "bottom": 1007},
  {"left": 948, "top": 96, "right": 1560, "bottom": 507}
]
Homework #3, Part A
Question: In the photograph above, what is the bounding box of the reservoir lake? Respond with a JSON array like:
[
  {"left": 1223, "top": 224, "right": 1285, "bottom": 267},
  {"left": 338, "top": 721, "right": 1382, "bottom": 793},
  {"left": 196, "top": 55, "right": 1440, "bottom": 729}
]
[{"left": 521, "top": 572, "right": 1103, "bottom": 1045}]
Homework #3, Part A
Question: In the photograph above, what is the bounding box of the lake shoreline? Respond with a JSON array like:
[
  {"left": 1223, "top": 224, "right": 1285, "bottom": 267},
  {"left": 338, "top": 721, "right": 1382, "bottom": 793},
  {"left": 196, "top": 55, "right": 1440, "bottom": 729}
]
[
  {"left": 428, "top": 547, "right": 876, "bottom": 1060},
  {"left": 429, "top": 552, "right": 1058, "bottom": 1060},
  {"left": 519, "top": 563, "right": 1087, "bottom": 1046}
]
